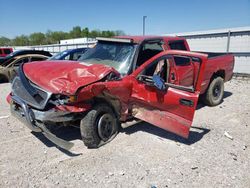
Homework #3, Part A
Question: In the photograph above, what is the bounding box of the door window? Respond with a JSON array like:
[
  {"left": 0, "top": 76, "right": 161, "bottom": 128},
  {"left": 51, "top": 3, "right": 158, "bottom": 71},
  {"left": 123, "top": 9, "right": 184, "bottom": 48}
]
[
  {"left": 13, "top": 57, "right": 30, "bottom": 67},
  {"left": 31, "top": 56, "right": 47, "bottom": 61},
  {"left": 64, "top": 54, "right": 70, "bottom": 60},
  {"left": 72, "top": 52, "right": 84, "bottom": 60},
  {"left": 138, "top": 55, "right": 200, "bottom": 92}
]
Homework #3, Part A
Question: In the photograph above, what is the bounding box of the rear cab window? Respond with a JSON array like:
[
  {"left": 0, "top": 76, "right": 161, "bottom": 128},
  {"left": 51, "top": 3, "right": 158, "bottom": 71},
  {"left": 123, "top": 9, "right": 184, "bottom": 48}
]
[
  {"left": 3, "top": 49, "right": 12, "bottom": 55},
  {"left": 168, "top": 40, "right": 187, "bottom": 50}
]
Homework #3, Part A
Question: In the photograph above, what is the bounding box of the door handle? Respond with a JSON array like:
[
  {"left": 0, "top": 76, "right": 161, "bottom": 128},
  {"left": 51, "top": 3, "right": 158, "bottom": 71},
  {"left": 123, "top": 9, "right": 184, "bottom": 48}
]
[
  {"left": 179, "top": 98, "right": 194, "bottom": 107},
  {"left": 171, "top": 73, "right": 175, "bottom": 80}
]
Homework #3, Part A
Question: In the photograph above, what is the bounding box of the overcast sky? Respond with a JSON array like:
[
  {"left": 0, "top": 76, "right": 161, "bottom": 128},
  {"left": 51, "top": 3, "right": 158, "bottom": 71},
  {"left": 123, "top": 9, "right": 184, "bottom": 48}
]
[{"left": 1, "top": 0, "right": 250, "bottom": 38}]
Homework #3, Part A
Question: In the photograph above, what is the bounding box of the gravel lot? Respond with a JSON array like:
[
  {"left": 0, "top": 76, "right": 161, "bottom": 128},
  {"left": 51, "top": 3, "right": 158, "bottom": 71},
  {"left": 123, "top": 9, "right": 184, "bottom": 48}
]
[{"left": 0, "top": 78, "right": 250, "bottom": 188}]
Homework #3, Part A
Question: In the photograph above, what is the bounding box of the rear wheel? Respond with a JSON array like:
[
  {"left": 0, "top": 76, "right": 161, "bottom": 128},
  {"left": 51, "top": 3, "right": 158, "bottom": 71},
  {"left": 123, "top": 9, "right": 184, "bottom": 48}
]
[
  {"left": 204, "top": 77, "right": 224, "bottom": 106},
  {"left": 80, "top": 104, "right": 119, "bottom": 148}
]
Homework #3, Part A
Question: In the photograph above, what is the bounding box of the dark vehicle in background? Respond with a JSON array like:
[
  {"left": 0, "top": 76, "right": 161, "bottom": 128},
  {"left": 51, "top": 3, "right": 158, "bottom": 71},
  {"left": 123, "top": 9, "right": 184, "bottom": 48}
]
[
  {"left": 0, "top": 50, "right": 52, "bottom": 65},
  {"left": 0, "top": 47, "right": 13, "bottom": 57},
  {"left": 49, "top": 48, "right": 88, "bottom": 61},
  {"left": 0, "top": 54, "right": 50, "bottom": 83}
]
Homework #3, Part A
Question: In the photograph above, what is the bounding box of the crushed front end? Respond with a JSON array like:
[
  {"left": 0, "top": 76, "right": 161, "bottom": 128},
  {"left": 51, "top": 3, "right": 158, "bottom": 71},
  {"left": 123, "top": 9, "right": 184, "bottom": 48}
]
[{"left": 9, "top": 65, "right": 90, "bottom": 150}]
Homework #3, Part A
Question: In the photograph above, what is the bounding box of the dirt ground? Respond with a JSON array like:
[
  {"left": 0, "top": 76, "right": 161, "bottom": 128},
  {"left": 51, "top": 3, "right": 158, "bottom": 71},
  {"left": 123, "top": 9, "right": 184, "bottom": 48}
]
[{"left": 0, "top": 78, "right": 250, "bottom": 188}]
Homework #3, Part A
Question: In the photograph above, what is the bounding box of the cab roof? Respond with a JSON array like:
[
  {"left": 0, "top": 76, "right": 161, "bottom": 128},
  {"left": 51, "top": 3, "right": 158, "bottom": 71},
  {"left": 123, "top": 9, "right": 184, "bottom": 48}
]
[{"left": 115, "top": 35, "right": 186, "bottom": 44}]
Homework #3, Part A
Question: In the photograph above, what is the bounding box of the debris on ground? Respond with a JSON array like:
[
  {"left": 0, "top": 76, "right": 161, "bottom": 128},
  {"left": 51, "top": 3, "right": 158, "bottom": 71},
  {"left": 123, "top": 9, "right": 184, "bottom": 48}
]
[
  {"left": 224, "top": 131, "right": 234, "bottom": 140},
  {"left": 191, "top": 166, "right": 198, "bottom": 170},
  {"left": 243, "top": 145, "right": 247, "bottom": 150},
  {"left": 0, "top": 115, "right": 9, "bottom": 119}
]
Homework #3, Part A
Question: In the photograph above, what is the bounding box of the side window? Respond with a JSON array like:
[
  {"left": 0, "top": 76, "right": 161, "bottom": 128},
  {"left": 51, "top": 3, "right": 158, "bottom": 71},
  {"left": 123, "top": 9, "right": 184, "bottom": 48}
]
[
  {"left": 72, "top": 52, "right": 84, "bottom": 60},
  {"left": 169, "top": 40, "right": 187, "bottom": 50},
  {"left": 64, "top": 54, "right": 70, "bottom": 60},
  {"left": 172, "top": 55, "right": 195, "bottom": 88},
  {"left": 137, "top": 41, "right": 164, "bottom": 67},
  {"left": 138, "top": 55, "right": 200, "bottom": 92},
  {"left": 0, "top": 50, "right": 2, "bottom": 55},
  {"left": 31, "top": 57, "right": 46, "bottom": 62},
  {"left": 143, "top": 43, "right": 163, "bottom": 51},
  {"left": 174, "top": 56, "right": 191, "bottom": 66},
  {"left": 13, "top": 57, "right": 29, "bottom": 67}
]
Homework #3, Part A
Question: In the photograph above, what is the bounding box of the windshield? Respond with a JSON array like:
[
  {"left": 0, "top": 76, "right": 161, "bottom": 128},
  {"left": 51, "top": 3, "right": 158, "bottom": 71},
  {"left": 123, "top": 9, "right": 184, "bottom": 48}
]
[{"left": 78, "top": 41, "right": 137, "bottom": 75}]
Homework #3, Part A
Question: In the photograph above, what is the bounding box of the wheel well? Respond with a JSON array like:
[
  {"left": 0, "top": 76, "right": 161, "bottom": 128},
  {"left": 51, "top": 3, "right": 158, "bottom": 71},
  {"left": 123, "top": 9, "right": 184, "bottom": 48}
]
[
  {"left": 93, "top": 97, "right": 121, "bottom": 118},
  {"left": 212, "top": 70, "right": 225, "bottom": 80},
  {"left": 203, "top": 70, "right": 225, "bottom": 95}
]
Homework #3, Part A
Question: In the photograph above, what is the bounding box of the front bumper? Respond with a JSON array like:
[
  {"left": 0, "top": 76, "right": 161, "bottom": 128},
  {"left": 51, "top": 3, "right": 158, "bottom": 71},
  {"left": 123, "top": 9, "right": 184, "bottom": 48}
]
[
  {"left": 11, "top": 95, "right": 41, "bottom": 132},
  {"left": 10, "top": 95, "right": 79, "bottom": 150}
]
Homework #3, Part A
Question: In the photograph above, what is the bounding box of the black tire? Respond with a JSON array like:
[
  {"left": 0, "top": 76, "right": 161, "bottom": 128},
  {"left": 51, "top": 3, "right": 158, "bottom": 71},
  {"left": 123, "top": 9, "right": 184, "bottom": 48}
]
[
  {"left": 80, "top": 104, "right": 119, "bottom": 148},
  {"left": 204, "top": 77, "right": 224, "bottom": 106}
]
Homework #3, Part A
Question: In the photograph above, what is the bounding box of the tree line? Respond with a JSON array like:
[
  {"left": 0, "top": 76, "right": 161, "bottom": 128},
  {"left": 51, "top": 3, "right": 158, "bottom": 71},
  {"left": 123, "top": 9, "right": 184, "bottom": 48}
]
[{"left": 0, "top": 26, "right": 125, "bottom": 46}]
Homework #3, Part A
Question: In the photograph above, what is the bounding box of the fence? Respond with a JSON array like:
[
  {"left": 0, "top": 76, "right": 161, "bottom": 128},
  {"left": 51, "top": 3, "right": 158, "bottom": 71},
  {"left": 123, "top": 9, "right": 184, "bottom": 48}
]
[{"left": 12, "top": 41, "right": 97, "bottom": 55}]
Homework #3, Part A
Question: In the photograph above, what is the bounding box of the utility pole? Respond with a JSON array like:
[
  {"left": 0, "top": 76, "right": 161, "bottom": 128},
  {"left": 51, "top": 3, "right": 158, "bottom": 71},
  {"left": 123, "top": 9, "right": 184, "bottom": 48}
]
[{"left": 143, "top": 16, "right": 147, "bottom": 35}]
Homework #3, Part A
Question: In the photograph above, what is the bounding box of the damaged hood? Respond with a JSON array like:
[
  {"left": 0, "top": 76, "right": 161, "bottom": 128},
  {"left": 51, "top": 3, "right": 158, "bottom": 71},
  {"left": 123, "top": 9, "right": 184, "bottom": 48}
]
[{"left": 23, "top": 60, "right": 119, "bottom": 94}]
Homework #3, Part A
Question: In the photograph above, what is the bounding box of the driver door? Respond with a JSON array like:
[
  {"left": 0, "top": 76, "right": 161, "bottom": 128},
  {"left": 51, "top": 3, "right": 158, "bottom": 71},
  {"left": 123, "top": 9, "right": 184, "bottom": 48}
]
[{"left": 130, "top": 51, "right": 206, "bottom": 138}]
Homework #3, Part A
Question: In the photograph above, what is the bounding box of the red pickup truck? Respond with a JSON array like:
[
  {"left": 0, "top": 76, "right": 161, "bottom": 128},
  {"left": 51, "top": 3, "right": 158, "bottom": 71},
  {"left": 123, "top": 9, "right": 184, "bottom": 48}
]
[
  {"left": 0, "top": 47, "right": 13, "bottom": 57},
  {"left": 8, "top": 36, "right": 234, "bottom": 150}
]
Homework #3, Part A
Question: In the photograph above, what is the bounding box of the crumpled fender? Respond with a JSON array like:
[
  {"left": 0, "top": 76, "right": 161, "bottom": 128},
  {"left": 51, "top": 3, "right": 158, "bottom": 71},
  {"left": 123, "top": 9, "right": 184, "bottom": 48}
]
[{"left": 76, "top": 78, "right": 133, "bottom": 120}]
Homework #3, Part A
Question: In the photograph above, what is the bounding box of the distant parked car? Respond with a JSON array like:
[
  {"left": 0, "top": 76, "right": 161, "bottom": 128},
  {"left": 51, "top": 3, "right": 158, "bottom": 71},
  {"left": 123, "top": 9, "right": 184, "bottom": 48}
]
[
  {"left": 49, "top": 48, "right": 88, "bottom": 61},
  {"left": 0, "top": 50, "right": 52, "bottom": 65},
  {"left": 0, "top": 47, "right": 13, "bottom": 57},
  {"left": 0, "top": 54, "right": 50, "bottom": 83}
]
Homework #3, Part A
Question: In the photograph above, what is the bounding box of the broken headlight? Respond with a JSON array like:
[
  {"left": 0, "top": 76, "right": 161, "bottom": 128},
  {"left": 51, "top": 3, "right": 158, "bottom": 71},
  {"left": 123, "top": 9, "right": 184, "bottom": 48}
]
[{"left": 54, "top": 94, "right": 77, "bottom": 104}]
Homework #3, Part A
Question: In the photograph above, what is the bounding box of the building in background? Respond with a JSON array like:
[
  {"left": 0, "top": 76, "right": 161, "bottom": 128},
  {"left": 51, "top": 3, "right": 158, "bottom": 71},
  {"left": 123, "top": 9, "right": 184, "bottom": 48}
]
[
  {"left": 60, "top": 37, "right": 96, "bottom": 45},
  {"left": 12, "top": 38, "right": 97, "bottom": 55},
  {"left": 165, "top": 26, "right": 250, "bottom": 74}
]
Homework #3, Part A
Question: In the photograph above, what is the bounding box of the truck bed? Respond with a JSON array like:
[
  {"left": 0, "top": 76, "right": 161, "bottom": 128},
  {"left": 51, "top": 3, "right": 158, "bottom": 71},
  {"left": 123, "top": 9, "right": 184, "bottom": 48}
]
[
  {"left": 194, "top": 51, "right": 233, "bottom": 58},
  {"left": 193, "top": 51, "right": 234, "bottom": 94}
]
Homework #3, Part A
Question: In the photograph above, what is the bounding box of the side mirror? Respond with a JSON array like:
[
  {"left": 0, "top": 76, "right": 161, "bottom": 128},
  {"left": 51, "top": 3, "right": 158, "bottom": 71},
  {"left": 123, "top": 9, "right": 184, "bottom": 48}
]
[{"left": 153, "top": 75, "right": 166, "bottom": 91}]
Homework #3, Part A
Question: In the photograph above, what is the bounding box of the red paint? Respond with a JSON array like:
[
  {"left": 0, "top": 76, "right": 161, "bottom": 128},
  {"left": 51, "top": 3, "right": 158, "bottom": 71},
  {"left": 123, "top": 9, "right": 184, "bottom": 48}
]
[
  {"left": 11, "top": 36, "right": 234, "bottom": 139},
  {"left": 201, "top": 55, "right": 234, "bottom": 93},
  {"left": 55, "top": 103, "right": 91, "bottom": 112},
  {"left": 6, "top": 93, "right": 11, "bottom": 104},
  {"left": 0, "top": 47, "right": 13, "bottom": 57},
  {"left": 23, "top": 61, "right": 120, "bottom": 94}
]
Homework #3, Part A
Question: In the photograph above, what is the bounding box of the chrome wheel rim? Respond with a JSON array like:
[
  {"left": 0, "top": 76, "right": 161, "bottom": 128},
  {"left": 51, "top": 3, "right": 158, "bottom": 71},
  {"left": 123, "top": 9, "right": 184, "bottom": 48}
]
[
  {"left": 213, "top": 84, "right": 221, "bottom": 100},
  {"left": 97, "top": 114, "right": 115, "bottom": 142}
]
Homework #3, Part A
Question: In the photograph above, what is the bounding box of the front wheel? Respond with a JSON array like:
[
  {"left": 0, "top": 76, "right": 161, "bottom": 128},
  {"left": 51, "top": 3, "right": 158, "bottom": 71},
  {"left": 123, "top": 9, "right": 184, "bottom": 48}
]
[
  {"left": 204, "top": 77, "right": 224, "bottom": 106},
  {"left": 80, "top": 104, "right": 119, "bottom": 148}
]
